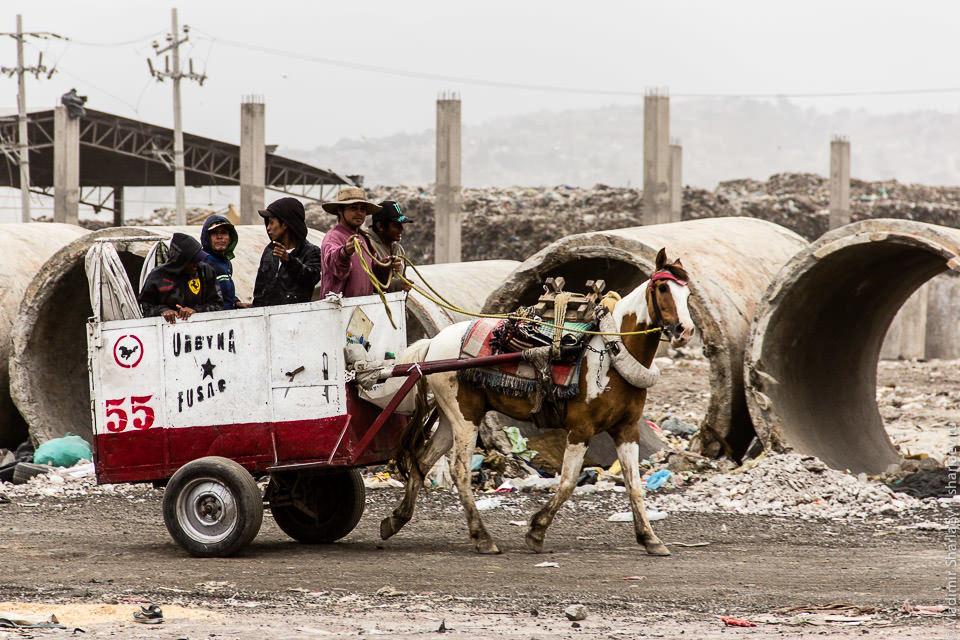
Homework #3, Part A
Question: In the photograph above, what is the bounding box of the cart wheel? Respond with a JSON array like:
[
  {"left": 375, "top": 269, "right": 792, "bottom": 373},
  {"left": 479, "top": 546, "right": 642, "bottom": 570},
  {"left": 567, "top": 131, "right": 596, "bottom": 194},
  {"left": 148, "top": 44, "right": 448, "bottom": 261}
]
[
  {"left": 268, "top": 468, "right": 365, "bottom": 544},
  {"left": 162, "top": 456, "right": 264, "bottom": 557}
]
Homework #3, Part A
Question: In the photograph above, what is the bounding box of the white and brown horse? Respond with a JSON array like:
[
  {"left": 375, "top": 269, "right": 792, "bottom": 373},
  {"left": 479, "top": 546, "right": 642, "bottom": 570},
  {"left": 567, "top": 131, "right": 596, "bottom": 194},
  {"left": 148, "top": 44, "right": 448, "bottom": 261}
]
[{"left": 382, "top": 248, "right": 695, "bottom": 555}]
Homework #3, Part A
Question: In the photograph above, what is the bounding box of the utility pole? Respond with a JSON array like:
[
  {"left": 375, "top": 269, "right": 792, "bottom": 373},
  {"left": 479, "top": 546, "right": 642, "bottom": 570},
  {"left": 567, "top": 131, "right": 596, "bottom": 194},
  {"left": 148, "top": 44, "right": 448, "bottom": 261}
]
[
  {"left": 147, "top": 8, "right": 206, "bottom": 225},
  {"left": 1, "top": 14, "right": 60, "bottom": 222}
]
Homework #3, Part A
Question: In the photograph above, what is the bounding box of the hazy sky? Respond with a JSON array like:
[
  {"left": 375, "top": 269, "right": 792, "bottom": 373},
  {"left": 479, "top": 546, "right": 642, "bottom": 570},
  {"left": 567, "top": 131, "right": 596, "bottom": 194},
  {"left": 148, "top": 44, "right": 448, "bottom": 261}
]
[
  {"left": 4, "top": 0, "right": 960, "bottom": 148},
  {"left": 2, "top": 0, "right": 959, "bottom": 220}
]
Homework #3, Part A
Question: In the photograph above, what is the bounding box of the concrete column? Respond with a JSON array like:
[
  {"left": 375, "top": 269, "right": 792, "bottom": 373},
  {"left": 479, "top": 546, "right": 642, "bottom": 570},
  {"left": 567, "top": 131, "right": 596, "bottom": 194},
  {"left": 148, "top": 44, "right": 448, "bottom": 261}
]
[
  {"left": 881, "top": 285, "right": 929, "bottom": 360},
  {"left": 669, "top": 140, "right": 682, "bottom": 222},
  {"left": 643, "top": 91, "right": 670, "bottom": 225},
  {"left": 925, "top": 274, "right": 960, "bottom": 359},
  {"left": 53, "top": 105, "right": 80, "bottom": 225},
  {"left": 240, "top": 97, "right": 266, "bottom": 225},
  {"left": 435, "top": 92, "right": 462, "bottom": 264},
  {"left": 112, "top": 186, "right": 124, "bottom": 227},
  {"left": 829, "top": 136, "right": 850, "bottom": 229}
]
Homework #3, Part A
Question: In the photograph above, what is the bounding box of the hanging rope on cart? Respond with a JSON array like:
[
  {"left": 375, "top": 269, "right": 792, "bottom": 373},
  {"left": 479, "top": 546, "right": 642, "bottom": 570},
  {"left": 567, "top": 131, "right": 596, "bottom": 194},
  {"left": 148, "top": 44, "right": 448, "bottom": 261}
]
[{"left": 351, "top": 237, "right": 663, "bottom": 338}]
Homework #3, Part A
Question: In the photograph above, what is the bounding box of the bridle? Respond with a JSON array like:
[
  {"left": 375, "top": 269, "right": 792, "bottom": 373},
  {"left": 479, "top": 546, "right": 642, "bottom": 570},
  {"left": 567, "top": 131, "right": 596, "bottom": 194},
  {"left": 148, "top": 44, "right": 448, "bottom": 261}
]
[{"left": 647, "top": 270, "right": 688, "bottom": 341}]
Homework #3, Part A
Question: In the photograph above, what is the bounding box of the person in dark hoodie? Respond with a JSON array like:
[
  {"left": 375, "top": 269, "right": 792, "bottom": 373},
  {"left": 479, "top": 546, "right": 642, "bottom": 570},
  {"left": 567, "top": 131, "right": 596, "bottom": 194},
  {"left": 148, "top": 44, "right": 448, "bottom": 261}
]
[
  {"left": 139, "top": 232, "right": 224, "bottom": 322},
  {"left": 252, "top": 197, "right": 323, "bottom": 306},
  {"left": 200, "top": 215, "right": 250, "bottom": 310}
]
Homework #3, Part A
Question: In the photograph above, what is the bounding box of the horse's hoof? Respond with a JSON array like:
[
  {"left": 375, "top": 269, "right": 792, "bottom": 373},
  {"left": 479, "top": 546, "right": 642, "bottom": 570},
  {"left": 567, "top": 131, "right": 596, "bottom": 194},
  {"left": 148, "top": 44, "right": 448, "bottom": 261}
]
[
  {"left": 525, "top": 531, "right": 545, "bottom": 553},
  {"left": 644, "top": 541, "right": 671, "bottom": 557},
  {"left": 380, "top": 517, "right": 398, "bottom": 540},
  {"left": 476, "top": 539, "right": 501, "bottom": 555}
]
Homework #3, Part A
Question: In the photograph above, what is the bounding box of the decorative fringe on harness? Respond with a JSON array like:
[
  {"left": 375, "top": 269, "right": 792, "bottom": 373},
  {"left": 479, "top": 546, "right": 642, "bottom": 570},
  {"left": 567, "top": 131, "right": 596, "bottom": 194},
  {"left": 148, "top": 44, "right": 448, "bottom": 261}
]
[{"left": 457, "top": 360, "right": 583, "bottom": 400}]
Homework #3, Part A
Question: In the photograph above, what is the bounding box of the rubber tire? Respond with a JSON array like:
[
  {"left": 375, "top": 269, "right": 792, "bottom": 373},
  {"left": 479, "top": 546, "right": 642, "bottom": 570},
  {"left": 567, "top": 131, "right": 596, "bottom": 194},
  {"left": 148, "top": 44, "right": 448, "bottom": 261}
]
[
  {"left": 269, "top": 468, "right": 365, "bottom": 544},
  {"left": 162, "top": 456, "right": 264, "bottom": 557},
  {"left": 11, "top": 462, "right": 53, "bottom": 485}
]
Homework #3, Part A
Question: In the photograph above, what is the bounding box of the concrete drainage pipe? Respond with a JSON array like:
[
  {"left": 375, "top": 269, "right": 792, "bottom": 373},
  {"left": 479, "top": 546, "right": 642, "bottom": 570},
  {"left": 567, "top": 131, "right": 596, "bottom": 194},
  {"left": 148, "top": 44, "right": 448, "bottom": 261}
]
[
  {"left": 405, "top": 260, "right": 520, "bottom": 341},
  {"left": 482, "top": 217, "right": 807, "bottom": 460},
  {"left": 0, "top": 223, "right": 89, "bottom": 448},
  {"left": 10, "top": 225, "right": 325, "bottom": 445},
  {"left": 745, "top": 218, "right": 960, "bottom": 474}
]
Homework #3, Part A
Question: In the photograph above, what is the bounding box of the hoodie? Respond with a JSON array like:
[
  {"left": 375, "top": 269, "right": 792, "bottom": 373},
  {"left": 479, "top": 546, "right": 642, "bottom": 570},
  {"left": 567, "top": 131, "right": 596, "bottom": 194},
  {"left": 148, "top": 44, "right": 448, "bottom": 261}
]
[
  {"left": 252, "top": 198, "right": 323, "bottom": 306},
  {"left": 200, "top": 215, "right": 241, "bottom": 310},
  {"left": 139, "top": 232, "right": 224, "bottom": 317}
]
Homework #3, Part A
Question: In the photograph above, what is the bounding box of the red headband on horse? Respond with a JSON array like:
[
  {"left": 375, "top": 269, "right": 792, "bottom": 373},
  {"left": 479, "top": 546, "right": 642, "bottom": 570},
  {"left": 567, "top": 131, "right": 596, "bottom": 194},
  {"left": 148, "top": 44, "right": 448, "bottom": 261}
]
[{"left": 649, "top": 270, "right": 688, "bottom": 287}]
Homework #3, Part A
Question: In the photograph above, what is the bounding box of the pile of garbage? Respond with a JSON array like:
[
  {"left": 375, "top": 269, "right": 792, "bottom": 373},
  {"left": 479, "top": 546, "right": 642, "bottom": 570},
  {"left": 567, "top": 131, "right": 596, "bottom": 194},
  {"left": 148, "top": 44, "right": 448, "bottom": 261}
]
[
  {"left": 645, "top": 452, "right": 946, "bottom": 520},
  {"left": 53, "top": 173, "right": 960, "bottom": 261},
  {"left": 302, "top": 175, "right": 960, "bottom": 262}
]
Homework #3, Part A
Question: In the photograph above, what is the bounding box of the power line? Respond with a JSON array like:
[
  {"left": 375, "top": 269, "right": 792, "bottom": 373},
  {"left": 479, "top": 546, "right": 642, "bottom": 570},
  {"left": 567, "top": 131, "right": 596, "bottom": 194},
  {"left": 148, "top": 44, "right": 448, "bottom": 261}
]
[
  {"left": 193, "top": 28, "right": 960, "bottom": 100},
  {"left": 63, "top": 32, "right": 163, "bottom": 47}
]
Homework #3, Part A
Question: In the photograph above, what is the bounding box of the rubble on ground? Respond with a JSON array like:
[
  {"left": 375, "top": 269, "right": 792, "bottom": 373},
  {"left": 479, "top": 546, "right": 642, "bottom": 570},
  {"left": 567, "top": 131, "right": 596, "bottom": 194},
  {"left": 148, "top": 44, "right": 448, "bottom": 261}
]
[
  {"left": 646, "top": 452, "right": 943, "bottom": 520},
  {"left": 0, "top": 462, "right": 155, "bottom": 502}
]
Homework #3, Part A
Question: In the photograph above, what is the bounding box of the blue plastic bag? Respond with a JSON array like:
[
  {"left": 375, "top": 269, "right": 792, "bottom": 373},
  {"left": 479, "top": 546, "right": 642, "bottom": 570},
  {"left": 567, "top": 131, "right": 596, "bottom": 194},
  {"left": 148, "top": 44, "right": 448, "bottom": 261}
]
[
  {"left": 33, "top": 434, "right": 92, "bottom": 467},
  {"left": 646, "top": 469, "right": 672, "bottom": 490}
]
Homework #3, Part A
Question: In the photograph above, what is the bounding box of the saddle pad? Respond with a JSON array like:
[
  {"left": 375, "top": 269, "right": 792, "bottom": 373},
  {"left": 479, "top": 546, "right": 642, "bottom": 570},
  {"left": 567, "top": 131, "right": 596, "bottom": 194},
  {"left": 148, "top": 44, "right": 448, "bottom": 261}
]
[{"left": 458, "top": 318, "right": 581, "bottom": 398}]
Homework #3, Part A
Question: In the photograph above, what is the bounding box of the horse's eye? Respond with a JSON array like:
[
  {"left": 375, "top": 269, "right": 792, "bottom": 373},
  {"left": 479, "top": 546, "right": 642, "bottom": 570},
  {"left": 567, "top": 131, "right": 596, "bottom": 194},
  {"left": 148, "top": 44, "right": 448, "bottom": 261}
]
[{"left": 658, "top": 284, "right": 669, "bottom": 294}]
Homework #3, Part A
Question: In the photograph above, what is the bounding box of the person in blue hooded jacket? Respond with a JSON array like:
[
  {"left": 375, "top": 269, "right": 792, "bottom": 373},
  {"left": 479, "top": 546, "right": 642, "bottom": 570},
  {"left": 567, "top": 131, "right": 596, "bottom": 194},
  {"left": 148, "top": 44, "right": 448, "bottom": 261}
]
[{"left": 200, "top": 215, "right": 250, "bottom": 310}]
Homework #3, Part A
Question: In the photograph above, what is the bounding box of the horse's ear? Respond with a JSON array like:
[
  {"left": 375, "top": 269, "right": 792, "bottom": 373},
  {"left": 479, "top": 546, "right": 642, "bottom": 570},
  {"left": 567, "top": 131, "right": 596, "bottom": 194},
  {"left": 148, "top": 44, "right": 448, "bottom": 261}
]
[{"left": 655, "top": 248, "right": 667, "bottom": 270}]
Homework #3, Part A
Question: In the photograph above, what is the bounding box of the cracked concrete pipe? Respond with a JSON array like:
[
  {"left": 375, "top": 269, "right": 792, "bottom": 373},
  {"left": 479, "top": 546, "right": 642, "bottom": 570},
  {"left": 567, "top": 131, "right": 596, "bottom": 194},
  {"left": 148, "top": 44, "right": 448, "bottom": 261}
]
[
  {"left": 0, "top": 223, "right": 88, "bottom": 448},
  {"left": 405, "top": 260, "right": 520, "bottom": 341},
  {"left": 482, "top": 217, "right": 807, "bottom": 459},
  {"left": 10, "top": 225, "right": 325, "bottom": 445},
  {"left": 745, "top": 218, "right": 960, "bottom": 474}
]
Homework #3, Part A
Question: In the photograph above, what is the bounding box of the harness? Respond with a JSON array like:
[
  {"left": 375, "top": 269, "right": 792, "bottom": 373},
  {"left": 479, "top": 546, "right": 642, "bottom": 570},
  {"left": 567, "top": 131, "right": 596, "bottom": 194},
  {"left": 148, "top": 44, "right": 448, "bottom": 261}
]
[{"left": 647, "top": 270, "right": 688, "bottom": 341}]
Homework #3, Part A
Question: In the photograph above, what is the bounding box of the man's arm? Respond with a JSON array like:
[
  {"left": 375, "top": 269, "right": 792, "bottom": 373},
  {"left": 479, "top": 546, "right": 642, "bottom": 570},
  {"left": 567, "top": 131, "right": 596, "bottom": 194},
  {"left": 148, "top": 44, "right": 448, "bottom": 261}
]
[
  {"left": 138, "top": 277, "right": 172, "bottom": 317},
  {"left": 193, "top": 268, "right": 225, "bottom": 313},
  {"left": 321, "top": 234, "right": 354, "bottom": 281}
]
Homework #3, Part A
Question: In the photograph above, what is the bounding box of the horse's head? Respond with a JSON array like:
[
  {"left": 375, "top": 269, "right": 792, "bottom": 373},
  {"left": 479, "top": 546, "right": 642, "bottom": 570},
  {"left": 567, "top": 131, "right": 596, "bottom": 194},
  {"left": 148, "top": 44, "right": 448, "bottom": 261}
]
[{"left": 646, "top": 248, "right": 695, "bottom": 347}]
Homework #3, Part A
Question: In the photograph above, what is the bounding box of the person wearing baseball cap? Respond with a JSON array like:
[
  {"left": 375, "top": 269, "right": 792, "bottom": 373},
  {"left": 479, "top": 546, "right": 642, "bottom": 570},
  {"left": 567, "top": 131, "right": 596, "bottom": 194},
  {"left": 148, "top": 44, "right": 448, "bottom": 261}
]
[
  {"left": 319, "top": 187, "right": 394, "bottom": 297},
  {"left": 200, "top": 214, "right": 249, "bottom": 310},
  {"left": 368, "top": 200, "right": 413, "bottom": 292},
  {"left": 139, "top": 232, "right": 224, "bottom": 323}
]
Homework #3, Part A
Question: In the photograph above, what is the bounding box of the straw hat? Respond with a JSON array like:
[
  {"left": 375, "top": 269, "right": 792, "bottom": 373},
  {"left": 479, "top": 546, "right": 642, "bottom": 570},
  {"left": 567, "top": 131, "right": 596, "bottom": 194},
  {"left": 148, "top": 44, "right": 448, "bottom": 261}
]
[{"left": 321, "top": 186, "right": 383, "bottom": 215}]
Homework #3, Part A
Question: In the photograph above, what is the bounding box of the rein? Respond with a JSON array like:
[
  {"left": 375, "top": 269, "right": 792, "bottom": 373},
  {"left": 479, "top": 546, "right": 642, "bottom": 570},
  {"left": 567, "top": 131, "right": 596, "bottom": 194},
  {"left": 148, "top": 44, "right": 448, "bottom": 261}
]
[{"left": 349, "top": 237, "right": 663, "bottom": 338}]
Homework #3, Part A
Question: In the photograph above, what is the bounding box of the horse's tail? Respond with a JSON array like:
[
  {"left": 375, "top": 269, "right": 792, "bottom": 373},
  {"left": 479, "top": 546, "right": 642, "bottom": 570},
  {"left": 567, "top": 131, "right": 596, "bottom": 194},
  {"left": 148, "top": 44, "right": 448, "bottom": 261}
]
[{"left": 394, "top": 339, "right": 437, "bottom": 482}]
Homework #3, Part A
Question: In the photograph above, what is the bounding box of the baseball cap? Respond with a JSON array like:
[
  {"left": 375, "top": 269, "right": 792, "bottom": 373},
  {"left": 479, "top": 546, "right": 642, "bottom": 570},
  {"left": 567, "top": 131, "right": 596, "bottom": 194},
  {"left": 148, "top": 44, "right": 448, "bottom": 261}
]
[{"left": 373, "top": 201, "right": 413, "bottom": 225}]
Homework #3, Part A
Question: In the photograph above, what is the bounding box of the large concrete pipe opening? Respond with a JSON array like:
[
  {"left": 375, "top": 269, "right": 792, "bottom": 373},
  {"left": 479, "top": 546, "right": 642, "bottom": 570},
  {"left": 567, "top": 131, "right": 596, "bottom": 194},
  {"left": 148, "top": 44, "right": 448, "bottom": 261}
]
[
  {"left": 0, "top": 224, "right": 88, "bottom": 448},
  {"left": 405, "top": 260, "right": 520, "bottom": 341},
  {"left": 10, "top": 225, "right": 324, "bottom": 445},
  {"left": 745, "top": 219, "right": 960, "bottom": 474},
  {"left": 483, "top": 218, "right": 807, "bottom": 460}
]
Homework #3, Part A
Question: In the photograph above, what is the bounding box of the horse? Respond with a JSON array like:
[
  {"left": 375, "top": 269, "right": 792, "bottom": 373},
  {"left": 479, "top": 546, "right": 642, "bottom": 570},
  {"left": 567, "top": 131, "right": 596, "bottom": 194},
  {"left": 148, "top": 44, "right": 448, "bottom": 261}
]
[{"left": 381, "top": 248, "right": 695, "bottom": 556}]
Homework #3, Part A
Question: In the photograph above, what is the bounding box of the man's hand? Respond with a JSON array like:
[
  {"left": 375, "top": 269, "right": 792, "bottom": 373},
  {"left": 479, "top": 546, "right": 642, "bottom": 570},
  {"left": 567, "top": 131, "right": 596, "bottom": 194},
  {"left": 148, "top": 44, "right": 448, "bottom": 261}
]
[
  {"left": 272, "top": 242, "right": 290, "bottom": 262},
  {"left": 344, "top": 235, "right": 359, "bottom": 256},
  {"left": 176, "top": 305, "right": 195, "bottom": 320},
  {"left": 236, "top": 301, "right": 252, "bottom": 309},
  {"left": 161, "top": 309, "right": 178, "bottom": 323}
]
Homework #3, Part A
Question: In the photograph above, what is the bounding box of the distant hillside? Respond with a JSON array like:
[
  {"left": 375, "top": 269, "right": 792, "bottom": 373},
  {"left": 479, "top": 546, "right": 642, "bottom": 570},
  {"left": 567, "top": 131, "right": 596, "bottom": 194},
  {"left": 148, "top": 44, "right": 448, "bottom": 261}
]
[{"left": 283, "top": 99, "right": 960, "bottom": 189}]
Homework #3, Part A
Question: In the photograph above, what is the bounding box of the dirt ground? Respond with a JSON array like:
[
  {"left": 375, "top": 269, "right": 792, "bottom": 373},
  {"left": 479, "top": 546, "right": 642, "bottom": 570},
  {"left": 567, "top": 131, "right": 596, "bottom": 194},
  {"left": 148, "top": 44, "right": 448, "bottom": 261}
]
[{"left": 0, "top": 358, "right": 957, "bottom": 639}]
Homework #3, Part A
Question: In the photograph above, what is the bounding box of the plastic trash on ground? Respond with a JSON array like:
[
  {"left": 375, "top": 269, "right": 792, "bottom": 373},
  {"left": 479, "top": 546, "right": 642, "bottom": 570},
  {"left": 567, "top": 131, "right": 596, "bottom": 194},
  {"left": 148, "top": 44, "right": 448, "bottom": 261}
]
[
  {"left": 33, "top": 435, "right": 92, "bottom": 468},
  {"left": 646, "top": 469, "right": 672, "bottom": 490}
]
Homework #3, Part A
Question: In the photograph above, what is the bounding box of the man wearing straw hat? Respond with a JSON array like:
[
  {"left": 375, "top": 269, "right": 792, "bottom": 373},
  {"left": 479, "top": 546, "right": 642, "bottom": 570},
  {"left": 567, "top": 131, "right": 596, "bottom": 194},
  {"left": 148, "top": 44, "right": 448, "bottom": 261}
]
[{"left": 319, "top": 186, "right": 395, "bottom": 298}]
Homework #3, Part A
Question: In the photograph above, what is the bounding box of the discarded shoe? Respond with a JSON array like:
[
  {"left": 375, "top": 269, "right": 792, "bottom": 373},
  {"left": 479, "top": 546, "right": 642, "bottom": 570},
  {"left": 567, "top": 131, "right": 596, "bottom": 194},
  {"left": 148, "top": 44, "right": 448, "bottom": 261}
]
[{"left": 133, "top": 605, "right": 163, "bottom": 624}]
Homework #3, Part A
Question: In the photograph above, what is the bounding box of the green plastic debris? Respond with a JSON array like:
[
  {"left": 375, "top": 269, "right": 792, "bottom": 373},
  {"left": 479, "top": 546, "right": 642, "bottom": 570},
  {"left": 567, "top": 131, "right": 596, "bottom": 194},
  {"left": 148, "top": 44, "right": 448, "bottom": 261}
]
[
  {"left": 33, "top": 434, "right": 92, "bottom": 467},
  {"left": 503, "top": 426, "right": 538, "bottom": 462}
]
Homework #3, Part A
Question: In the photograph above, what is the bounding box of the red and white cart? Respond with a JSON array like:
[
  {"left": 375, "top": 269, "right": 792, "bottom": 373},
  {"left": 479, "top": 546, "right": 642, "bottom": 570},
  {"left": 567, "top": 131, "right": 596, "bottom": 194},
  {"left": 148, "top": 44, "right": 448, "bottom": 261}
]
[{"left": 87, "top": 287, "right": 524, "bottom": 557}]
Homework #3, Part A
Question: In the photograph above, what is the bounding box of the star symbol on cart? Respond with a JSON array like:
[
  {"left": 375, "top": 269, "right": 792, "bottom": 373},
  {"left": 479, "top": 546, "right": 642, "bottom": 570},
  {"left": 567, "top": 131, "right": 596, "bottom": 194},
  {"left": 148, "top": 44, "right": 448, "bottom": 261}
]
[{"left": 200, "top": 358, "right": 216, "bottom": 380}]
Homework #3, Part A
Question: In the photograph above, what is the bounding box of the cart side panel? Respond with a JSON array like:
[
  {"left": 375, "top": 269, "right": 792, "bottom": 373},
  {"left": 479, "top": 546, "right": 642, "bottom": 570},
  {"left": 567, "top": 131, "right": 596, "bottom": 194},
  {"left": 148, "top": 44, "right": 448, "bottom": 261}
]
[
  {"left": 90, "top": 295, "right": 409, "bottom": 483},
  {"left": 161, "top": 316, "right": 270, "bottom": 429}
]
